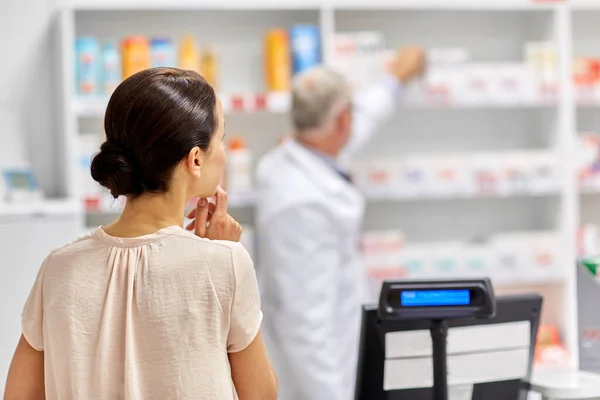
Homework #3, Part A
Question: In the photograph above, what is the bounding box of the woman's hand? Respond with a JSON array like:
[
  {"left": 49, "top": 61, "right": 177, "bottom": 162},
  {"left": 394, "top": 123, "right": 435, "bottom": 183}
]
[{"left": 186, "top": 187, "right": 242, "bottom": 242}]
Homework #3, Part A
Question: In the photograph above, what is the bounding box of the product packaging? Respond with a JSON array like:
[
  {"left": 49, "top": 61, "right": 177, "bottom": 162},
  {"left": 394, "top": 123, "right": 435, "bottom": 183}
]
[
  {"left": 527, "top": 231, "right": 562, "bottom": 280},
  {"left": 202, "top": 46, "right": 219, "bottom": 89},
  {"left": 578, "top": 133, "right": 600, "bottom": 191},
  {"left": 226, "top": 137, "right": 253, "bottom": 197},
  {"left": 470, "top": 154, "right": 502, "bottom": 196},
  {"left": 579, "top": 224, "right": 600, "bottom": 258},
  {"left": 461, "top": 64, "right": 493, "bottom": 106},
  {"left": 76, "top": 37, "right": 100, "bottom": 96},
  {"left": 491, "top": 64, "right": 536, "bottom": 106},
  {"left": 290, "top": 25, "right": 321, "bottom": 75},
  {"left": 529, "top": 151, "right": 560, "bottom": 194},
  {"left": 330, "top": 32, "right": 386, "bottom": 93},
  {"left": 429, "top": 242, "right": 465, "bottom": 278},
  {"left": 102, "top": 41, "right": 121, "bottom": 95},
  {"left": 77, "top": 133, "right": 102, "bottom": 210},
  {"left": 573, "top": 58, "right": 600, "bottom": 104},
  {"left": 361, "top": 230, "right": 405, "bottom": 300},
  {"left": 354, "top": 159, "right": 400, "bottom": 199},
  {"left": 421, "top": 48, "right": 470, "bottom": 106},
  {"left": 151, "top": 37, "right": 176, "bottom": 68},
  {"left": 397, "top": 156, "right": 430, "bottom": 198},
  {"left": 501, "top": 152, "right": 532, "bottom": 195},
  {"left": 535, "top": 325, "right": 569, "bottom": 366},
  {"left": 178, "top": 35, "right": 201, "bottom": 74},
  {"left": 264, "top": 29, "right": 291, "bottom": 92},
  {"left": 525, "top": 41, "right": 557, "bottom": 104},
  {"left": 400, "top": 245, "right": 431, "bottom": 278},
  {"left": 122, "top": 36, "right": 150, "bottom": 79},
  {"left": 463, "top": 243, "right": 492, "bottom": 277},
  {"left": 428, "top": 155, "right": 472, "bottom": 197},
  {"left": 490, "top": 233, "right": 529, "bottom": 283}
]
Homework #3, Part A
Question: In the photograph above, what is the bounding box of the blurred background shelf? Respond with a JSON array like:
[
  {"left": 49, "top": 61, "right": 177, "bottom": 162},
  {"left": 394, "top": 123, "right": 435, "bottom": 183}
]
[
  {"left": 54, "top": 2, "right": 578, "bottom": 369},
  {"left": 0, "top": 198, "right": 81, "bottom": 219}
]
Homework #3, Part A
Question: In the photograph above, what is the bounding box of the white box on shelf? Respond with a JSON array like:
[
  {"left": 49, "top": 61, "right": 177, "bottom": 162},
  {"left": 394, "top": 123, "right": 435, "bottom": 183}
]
[
  {"left": 529, "top": 151, "right": 561, "bottom": 194},
  {"left": 428, "top": 241, "right": 466, "bottom": 278},
  {"left": 490, "top": 64, "right": 537, "bottom": 106},
  {"left": 77, "top": 133, "right": 103, "bottom": 208},
  {"left": 330, "top": 31, "right": 387, "bottom": 93},
  {"left": 500, "top": 152, "right": 534, "bottom": 195},
  {"left": 463, "top": 243, "right": 493, "bottom": 278},
  {"left": 427, "top": 155, "right": 473, "bottom": 197},
  {"left": 361, "top": 230, "right": 405, "bottom": 301},
  {"left": 397, "top": 156, "right": 431, "bottom": 198},
  {"left": 460, "top": 64, "right": 495, "bottom": 106},
  {"left": 470, "top": 154, "right": 503, "bottom": 196},
  {"left": 490, "top": 233, "right": 530, "bottom": 284},
  {"left": 400, "top": 245, "right": 432, "bottom": 279},
  {"left": 527, "top": 231, "right": 564, "bottom": 281},
  {"left": 355, "top": 159, "right": 401, "bottom": 198}
]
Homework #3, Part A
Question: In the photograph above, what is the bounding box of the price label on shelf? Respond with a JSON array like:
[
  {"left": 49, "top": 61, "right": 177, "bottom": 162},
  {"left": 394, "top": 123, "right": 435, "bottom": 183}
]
[
  {"left": 254, "top": 95, "right": 267, "bottom": 112},
  {"left": 231, "top": 95, "right": 245, "bottom": 113}
]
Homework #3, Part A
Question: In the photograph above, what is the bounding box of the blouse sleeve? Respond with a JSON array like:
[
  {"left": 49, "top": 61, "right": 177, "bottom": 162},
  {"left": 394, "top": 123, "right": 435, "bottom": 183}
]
[
  {"left": 21, "top": 257, "right": 49, "bottom": 351},
  {"left": 227, "top": 243, "right": 263, "bottom": 353}
]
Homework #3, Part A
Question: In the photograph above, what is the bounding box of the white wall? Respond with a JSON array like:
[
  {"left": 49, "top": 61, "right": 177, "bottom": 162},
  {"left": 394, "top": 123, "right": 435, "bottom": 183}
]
[
  {"left": 0, "top": 0, "right": 59, "bottom": 195},
  {"left": 0, "top": 0, "right": 59, "bottom": 393}
]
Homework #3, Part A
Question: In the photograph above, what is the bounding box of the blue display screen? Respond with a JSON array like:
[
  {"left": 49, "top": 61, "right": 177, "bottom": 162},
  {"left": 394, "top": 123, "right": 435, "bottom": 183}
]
[{"left": 400, "top": 290, "right": 471, "bottom": 307}]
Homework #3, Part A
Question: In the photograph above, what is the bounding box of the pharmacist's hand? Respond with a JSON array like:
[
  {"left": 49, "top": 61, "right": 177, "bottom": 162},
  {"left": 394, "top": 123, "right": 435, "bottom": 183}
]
[
  {"left": 393, "top": 46, "right": 426, "bottom": 84},
  {"left": 187, "top": 188, "right": 242, "bottom": 242}
]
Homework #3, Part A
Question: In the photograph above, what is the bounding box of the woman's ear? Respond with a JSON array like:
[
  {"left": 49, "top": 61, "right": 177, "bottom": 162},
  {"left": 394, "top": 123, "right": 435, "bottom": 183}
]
[{"left": 186, "top": 147, "right": 203, "bottom": 177}]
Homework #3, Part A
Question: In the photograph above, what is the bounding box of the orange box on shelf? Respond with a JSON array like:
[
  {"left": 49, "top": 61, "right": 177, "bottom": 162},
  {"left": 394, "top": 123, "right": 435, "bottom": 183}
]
[
  {"left": 122, "top": 36, "right": 150, "bottom": 79},
  {"left": 265, "top": 29, "right": 291, "bottom": 92},
  {"left": 573, "top": 58, "right": 600, "bottom": 87}
]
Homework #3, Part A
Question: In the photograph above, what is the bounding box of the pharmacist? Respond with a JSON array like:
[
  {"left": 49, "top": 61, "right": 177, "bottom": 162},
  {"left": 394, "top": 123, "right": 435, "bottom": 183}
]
[{"left": 255, "top": 47, "right": 425, "bottom": 400}]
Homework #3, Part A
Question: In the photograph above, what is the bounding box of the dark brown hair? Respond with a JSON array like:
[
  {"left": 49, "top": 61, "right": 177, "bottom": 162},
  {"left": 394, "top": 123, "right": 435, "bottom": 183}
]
[{"left": 91, "top": 67, "right": 218, "bottom": 198}]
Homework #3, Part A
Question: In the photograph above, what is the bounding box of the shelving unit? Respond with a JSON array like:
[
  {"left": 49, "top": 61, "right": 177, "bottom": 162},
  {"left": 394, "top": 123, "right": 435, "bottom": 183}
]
[{"left": 52, "top": 0, "right": 584, "bottom": 367}]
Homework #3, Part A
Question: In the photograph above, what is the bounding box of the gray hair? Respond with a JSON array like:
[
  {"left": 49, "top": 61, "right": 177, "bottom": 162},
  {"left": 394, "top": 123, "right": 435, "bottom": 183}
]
[{"left": 291, "top": 66, "right": 352, "bottom": 134}]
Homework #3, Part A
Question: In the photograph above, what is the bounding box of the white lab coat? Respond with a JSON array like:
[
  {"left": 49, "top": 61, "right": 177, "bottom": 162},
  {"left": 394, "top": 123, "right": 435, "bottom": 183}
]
[{"left": 255, "top": 76, "right": 402, "bottom": 400}]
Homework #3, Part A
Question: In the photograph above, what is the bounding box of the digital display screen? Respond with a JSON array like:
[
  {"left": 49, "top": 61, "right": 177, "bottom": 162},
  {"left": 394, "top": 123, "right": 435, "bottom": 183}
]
[{"left": 400, "top": 289, "right": 471, "bottom": 307}]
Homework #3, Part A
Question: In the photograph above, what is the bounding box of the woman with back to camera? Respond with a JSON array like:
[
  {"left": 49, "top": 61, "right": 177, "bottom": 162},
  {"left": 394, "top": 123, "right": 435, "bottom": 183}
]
[{"left": 4, "top": 68, "right": 277, "bottom": 400}]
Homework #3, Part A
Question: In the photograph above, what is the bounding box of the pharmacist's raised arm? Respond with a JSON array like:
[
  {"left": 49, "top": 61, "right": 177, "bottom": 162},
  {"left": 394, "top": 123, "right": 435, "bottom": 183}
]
[{"left": 340, "top": 46, "right": 425, "bottom": 162}]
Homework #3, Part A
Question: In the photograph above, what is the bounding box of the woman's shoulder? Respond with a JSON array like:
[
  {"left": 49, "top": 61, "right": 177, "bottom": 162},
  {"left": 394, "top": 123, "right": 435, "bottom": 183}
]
[{"left": 168, "top": 228, "right": 249, "bottom": 260}]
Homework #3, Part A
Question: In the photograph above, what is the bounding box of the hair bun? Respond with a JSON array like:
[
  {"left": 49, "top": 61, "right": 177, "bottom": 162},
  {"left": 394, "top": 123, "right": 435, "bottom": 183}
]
[{"left": 91, "top": 141, "right": 143, "bottom": 198}]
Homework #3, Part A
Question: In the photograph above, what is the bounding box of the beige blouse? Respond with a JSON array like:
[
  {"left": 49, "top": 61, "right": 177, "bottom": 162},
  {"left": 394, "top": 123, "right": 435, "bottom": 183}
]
[{"left": 22, "top": 225, "right": 262, "bottom": 399}]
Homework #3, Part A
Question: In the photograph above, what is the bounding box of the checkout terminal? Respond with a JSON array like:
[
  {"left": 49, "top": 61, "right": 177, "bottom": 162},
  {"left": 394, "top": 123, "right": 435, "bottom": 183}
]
[{"left": 355, "top": 279, "right": 542, "bottom": 400}]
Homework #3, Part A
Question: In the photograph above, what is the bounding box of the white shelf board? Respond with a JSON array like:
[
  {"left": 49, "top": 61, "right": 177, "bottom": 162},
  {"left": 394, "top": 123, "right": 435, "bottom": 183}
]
[
  {"left": 73, "top": 92, "right": 293, "bottom": 118},
  {"left": 73, "top": 96, "right": 557, "bottom": 118},
  {"left": 65, "top": 0, "right": 323, "bottom": 11},
  {"left": 330, "top": 0, "right": 561, "bottom": 10},
  {"left": 364, "top": 189, "right": 561, "bottom": 203},
  {"left": 81, "top": 188, "right": 560, "bottom": 215},
  {"left": 571, "top": 0, "right": 600, "bottom": 11},
  {"left": 493, "top": 274, "right": 565, "bottom": 287},
  {"left": 0, "top": 198, "right": 81, "bottom": 218}
]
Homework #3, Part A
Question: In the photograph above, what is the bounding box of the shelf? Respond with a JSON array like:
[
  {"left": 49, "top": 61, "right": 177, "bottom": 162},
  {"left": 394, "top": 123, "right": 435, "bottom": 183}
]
[
  {"left": 69, "top": 0, "right": 324, "bottom": 11},
  {"left": 331, "top": 0, "right": 561, "bottom": 10},
  {"left": 65, "top": 0, "right": 561, "bottom": 11},
  {"left": 74, "top": 94, "right": 557, "bottom": 118},
  {"left": 0, "top": 199, "right": 81, "bottom": 218},
  {"left": 572, "top": 0, "right": 600, "bottom": 11},
  {"left": 492, "top": 273, "right": 565, "bottom": 287},
  {"left": 73, "top": 92, "right": 292, "bottom": 118},
  {"left": 364, "top": 188, "right": 561, "bottom": 202},
  {"left": 131, "top": 188, "right": 558, "bottom": 209}
]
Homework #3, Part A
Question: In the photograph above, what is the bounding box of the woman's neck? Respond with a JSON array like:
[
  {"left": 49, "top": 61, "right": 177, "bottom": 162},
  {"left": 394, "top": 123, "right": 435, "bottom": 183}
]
[{"left": 103, "top": 190, "right": 187, "bottom": 238}]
